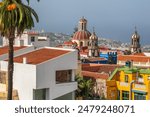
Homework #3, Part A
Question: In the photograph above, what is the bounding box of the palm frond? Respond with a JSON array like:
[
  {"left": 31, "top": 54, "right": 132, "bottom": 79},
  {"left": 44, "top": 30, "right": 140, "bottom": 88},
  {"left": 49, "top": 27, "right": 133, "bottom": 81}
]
[{"left": 0, "top": 0, "right": 39, "bottom": 36}]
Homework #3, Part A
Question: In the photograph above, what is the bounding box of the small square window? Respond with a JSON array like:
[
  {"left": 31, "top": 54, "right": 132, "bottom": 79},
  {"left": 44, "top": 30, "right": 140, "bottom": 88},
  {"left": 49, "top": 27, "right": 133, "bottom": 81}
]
[{"left": 31, "top": 37, "right": 35, "bottom": 42}]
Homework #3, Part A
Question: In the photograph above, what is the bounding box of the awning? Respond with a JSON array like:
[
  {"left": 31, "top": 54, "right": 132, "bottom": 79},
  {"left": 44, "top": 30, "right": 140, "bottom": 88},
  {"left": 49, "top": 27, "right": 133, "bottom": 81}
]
[{"left": 132, "top": 90, "right": 147, "bottom": 95}]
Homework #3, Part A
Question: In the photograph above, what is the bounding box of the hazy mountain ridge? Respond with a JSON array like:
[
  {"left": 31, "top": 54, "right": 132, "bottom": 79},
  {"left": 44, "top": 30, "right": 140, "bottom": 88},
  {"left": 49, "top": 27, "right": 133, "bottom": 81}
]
[
  {"left": 0, "top": 32, "right": 129, "bottom": 48},
  {"left": 44, "top": 32, "right": 128, "bottom": 48}
]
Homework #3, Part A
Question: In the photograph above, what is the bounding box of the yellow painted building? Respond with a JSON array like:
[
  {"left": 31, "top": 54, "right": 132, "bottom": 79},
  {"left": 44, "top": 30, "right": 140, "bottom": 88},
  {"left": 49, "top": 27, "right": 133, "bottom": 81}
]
[{"left": 106, "top": 66, "right": 150, "bottom": 100}]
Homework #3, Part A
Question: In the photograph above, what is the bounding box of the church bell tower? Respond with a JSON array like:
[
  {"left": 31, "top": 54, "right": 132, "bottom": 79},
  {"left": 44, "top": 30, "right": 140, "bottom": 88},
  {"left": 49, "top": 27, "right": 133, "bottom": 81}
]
[
  {"left": 88, "top": 28, "right": 99, "bottom": 57},
  {"left": 130, "top": 27, "right": 141, "bottom": 53}
]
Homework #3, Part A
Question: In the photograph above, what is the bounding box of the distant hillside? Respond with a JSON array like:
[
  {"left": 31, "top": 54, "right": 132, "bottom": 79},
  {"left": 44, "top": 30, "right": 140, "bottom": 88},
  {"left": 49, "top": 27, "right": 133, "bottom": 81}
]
[
  {"left": 99, "top": 38, "right": 129, "bottom": 48},
  {"left": 40, "top": 32, "right": 71, "bottom": 47},
  {"left": 0, "top": 32, "right": 130, "bottom": 49},
  {"left": 40, "top": 32, "right": 130, "bottom": 48}
]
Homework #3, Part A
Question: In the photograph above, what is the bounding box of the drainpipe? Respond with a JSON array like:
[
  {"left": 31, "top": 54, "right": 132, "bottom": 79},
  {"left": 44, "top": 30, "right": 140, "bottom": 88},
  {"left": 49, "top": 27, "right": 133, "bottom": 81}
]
[{"left": 129, "top": 80, "right": 135, "bottom": 100}]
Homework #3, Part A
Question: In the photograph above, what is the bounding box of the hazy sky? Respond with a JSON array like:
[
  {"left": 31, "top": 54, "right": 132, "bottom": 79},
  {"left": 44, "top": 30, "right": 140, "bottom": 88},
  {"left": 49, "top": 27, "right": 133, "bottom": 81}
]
[{"left": 2, "top": 0, "right": 150, "bottom": 44}]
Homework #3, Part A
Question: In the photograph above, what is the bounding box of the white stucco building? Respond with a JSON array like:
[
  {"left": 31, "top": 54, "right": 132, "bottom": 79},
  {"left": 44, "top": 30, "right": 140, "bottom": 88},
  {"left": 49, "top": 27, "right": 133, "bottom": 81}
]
[
  {"left": 2, "top": 30, "right": 50, "bottom": 48},
  {"left": 0, "top": 47, "right": 78, "bottom": 100},
  {"left": 0, "top": 45, "right": 35, "bottom": 60}
]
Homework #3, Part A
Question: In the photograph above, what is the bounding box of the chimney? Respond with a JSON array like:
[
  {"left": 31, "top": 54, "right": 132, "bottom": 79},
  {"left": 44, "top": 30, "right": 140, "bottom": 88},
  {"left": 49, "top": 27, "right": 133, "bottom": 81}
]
[{"left": 23, "top": 57, "right": 27, "bottom": 64}]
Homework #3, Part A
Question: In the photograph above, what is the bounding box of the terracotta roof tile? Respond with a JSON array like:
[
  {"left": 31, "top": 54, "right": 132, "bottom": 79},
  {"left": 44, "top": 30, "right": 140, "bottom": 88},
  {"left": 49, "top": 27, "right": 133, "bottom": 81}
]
[
  {"left": 132, "top": 53, "right": 145, "bottom": 56},
  {"left": 87, "top": 57, "right": 106, "bottom": 62},
  {"left": 12, "top": 48, "right": 70, "bottom": 65},
  {"left": 82, "top": 71, "right": 109, "bottom": 80},
  {"left": 64, "top": 40, "right": 74, "bottom": 45},
  {"left": 27, "top": 32, "right": 39, "bottom": 35},
  {"left": 118, "top": 55, "right": 150, "bottom": 62},
  {"left": 0, "top": 46, "right": 26, "bottom": 55},
  {"left": 82, "top": 63, "right": 121, "bottom": 73}
]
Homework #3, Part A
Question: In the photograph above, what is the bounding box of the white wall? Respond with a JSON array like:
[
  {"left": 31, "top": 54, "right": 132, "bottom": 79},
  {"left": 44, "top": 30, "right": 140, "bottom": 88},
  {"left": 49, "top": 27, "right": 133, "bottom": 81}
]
[
  {"left": 14, "top": 33, "right": 29, "bottom": 46},
  {"left": 33, "top": 36, "right": 50, "bottom": 48},
  {"left": 3, "top": 32, "right": 50, "bottom": 48},
  {"left": 0, "top": 61, "right": 36, "bottom": 100},
  {"left": 52, "top": 82, "right": 77, "bottom": 99},
  {"left": 0, "top": 48, "right": 78, "bottom": 100},
  {"left": 36, "top": 50, "right": 78, "bottom": 99}
]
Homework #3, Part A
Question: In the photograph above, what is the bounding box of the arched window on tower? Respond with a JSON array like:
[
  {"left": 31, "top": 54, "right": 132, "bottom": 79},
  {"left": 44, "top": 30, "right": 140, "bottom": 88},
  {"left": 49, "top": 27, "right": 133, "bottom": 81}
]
[
  {"left": 82, "top": 23, "right": 84, "bottom": 30},
  {"left": 80, "top": 41, "right": 83, "bottom": 47},
  {"left": 87, "top": 41, "right": 90, "bottom": 46}
]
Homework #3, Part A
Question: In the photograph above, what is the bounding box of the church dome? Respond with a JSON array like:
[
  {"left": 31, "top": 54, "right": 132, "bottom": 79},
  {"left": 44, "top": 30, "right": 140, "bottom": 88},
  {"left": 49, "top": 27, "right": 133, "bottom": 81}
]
[
  {"left": 73, "top": 30, "right": 91, "bottom": 40},
  {"left": 89, "top": 31, "right": 98, "bottom": 40},
  {"left": 132, "top": 32, "right": 140, "bottom": 39}
]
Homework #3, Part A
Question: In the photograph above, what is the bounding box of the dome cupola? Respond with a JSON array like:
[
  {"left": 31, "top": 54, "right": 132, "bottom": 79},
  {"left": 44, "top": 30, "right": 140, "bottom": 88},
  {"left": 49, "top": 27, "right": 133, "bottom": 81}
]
[
  {"left": 131, "top": 27, "right": 140, "bottom": 40},
  {"left": 89, "top": 27, "right": 98, "bottom": 40}
]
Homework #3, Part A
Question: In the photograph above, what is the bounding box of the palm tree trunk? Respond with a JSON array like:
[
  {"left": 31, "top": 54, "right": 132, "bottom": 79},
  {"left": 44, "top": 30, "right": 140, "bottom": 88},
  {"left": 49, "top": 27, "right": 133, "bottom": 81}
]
[{"left": 7, "top": 29, "right": 15, "bottom": 100}]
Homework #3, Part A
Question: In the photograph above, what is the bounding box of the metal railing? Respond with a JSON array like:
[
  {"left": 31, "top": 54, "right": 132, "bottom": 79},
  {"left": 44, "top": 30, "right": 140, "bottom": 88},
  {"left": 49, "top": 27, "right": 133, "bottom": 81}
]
[
  {"left": 120, "top": 82, "right": 129, "bottom": 87},
  {"left": 134, "top": 84, "right": 146, "bottom": 89}
]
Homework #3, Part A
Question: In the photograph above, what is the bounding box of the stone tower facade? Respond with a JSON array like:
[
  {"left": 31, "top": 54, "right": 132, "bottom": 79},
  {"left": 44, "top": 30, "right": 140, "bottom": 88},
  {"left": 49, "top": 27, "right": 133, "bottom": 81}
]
[
  {"left": 130, "top": 28, "right": 141, "bottom": 53},
  {"left": 72, "top": 17, "right": 91, "bottom": 47},
  {"left": 88, "top": 28, "right": 99, "bottom": 57}
]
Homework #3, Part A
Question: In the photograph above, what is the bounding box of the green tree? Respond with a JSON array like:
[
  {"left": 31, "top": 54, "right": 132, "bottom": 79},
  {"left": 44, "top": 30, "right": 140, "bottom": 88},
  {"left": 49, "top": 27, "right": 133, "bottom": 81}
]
[
  {"left": 0, "top": 0, "right": 39, "bottom": 100},
  {"left": 75, "top": 75, "right": 94, "bottom": 100}
]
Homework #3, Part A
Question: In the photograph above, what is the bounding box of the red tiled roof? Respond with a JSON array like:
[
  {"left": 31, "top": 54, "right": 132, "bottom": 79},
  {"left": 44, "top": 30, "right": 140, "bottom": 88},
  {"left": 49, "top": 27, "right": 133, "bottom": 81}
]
[
  {"left": 64, "top": 40, "right": 77, "bottom": 45},
  {"left": 132, "top": 53, "right": 145, "bottom": 56},
  {"left": 27, "top": 31, "right": 39, "bottom": 35},
  {"left": 82, "top": 71, "right": 109, "bottom": 80},
  {"left": 12, "top": 48, "right": 70, "bottom": 65},
  {"left": 87, "top": 57, "right": 106, "bottom": 62},
  {"left": 99, "top": 46, "right": 110, "bottom": 50},
  {"left": 82, "top": 64, "right": 121, "bottom": 73},
  {"left": 0, "top": 46, "right": 26, "bottom": 55},
  {"left": 118, "top": 55, "right": 150, "bottom": 62}
]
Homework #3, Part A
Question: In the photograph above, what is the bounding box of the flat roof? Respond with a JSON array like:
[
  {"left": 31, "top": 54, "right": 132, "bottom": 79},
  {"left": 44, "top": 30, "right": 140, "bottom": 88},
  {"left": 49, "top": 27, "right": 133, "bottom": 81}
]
[
  {"left": 12, "top": 48, "right": 71, "bottom": 65},
  {"left": 0, "top": 46, "right": 26, "bottom": 55}
]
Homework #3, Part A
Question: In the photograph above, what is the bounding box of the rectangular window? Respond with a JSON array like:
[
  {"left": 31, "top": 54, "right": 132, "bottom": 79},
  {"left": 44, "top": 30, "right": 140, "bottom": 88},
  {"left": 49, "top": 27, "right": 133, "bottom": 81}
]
[
  {"left": 134, "top": 92, "right": 146, "bottom": 100},
  {"left": 124, "top": 75, "right": 128, "bottom": 83},
  {"left": 33, "top": 89, "right": 46, "bottom": 100},
  {"left": 122, "top": 91, "right": 129, "bottom": 100},
  {"left": 56, "top": 70, "right": 72, "bottom": 83},
  {"left": 31, "top": 36, "right": 35, "bottom": 42}
]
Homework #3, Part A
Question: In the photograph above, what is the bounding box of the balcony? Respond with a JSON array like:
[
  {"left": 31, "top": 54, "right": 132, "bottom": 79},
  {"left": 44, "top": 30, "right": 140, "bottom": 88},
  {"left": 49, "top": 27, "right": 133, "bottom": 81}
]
[
  {"left": 134, "top": 84, "right": 146, "bottom": 89},
  {"left": 118, "top": 82, "right": 129, "bottom": 90},
  {"left": 120, "top": 82, "right": 129, "bottom": 87}
]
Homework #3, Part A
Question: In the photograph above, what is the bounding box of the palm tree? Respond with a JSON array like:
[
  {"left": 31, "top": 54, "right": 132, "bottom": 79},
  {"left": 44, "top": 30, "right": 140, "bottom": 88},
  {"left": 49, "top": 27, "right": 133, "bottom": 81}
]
[
  {"left": 0, "top": 0, "right": 39, "bottom": 100},
  {"left": 75, "top": 75, "right": 94, "bottom": 100}
]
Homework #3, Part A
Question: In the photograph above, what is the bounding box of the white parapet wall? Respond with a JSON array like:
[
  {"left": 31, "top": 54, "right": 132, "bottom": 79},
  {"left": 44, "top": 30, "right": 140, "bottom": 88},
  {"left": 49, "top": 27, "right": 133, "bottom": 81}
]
[{"left": 0, "top": 46, "right": 35, "bottom": 60}]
